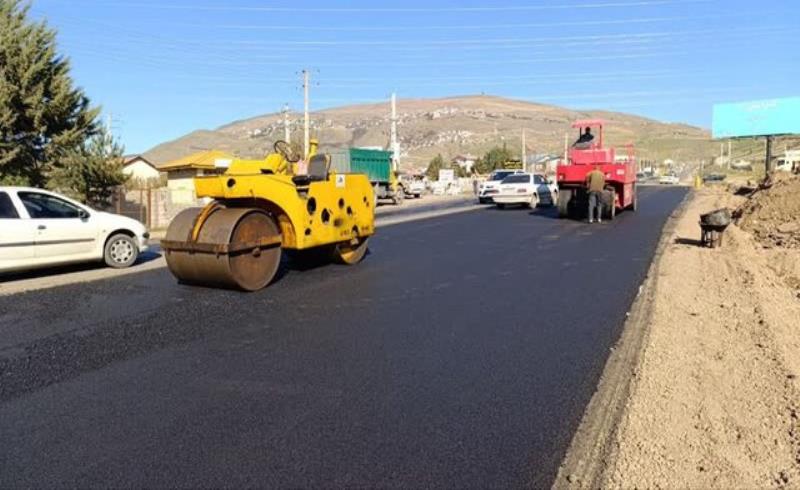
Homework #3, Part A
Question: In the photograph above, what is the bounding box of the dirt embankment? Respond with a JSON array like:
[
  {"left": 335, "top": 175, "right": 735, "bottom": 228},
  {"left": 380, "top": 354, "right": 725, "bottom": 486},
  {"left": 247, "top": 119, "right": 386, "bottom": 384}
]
[{"left": 601, "top": 176, "right": 800, "bottom": 488}]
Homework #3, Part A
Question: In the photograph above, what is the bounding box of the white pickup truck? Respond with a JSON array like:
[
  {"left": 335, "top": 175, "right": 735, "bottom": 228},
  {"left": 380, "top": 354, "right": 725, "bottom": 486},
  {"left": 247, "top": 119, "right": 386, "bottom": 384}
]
[
  {"left": 401, "top": 175, "right": 426, "bottom": 199},
  {"left": 0, "top": 187, "right": 150, "bottom": 273}
]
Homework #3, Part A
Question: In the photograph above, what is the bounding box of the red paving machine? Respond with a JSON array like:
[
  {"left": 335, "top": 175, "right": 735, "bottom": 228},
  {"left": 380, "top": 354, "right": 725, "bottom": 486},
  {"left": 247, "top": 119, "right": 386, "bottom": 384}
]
[{"left": 556, "top": 119, "right": 638, "bottom": 220}]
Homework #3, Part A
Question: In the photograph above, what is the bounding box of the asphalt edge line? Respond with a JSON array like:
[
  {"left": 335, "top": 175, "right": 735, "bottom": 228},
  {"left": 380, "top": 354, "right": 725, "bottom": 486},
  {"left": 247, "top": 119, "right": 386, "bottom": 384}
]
[{"left": 552, "top": 188, "right": 695, "bottom": 489}]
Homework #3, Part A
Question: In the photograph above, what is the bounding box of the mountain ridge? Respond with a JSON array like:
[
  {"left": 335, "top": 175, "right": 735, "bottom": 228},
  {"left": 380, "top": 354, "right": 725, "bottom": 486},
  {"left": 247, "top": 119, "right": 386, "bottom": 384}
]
[{"left": 144, "top": 94, "right": 712, "bottom": 169}]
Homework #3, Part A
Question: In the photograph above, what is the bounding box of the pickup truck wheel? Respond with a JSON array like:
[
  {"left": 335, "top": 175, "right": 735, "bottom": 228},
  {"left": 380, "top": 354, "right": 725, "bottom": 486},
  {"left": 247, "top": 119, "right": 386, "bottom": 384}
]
[{"left": 104, "top": 234, "right": 139, "bottom": 269}]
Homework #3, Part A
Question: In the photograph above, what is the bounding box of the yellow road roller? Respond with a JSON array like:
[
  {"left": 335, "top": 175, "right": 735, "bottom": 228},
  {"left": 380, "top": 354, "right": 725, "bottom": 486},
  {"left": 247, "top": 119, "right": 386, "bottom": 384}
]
[{"left": 160, "top": 140, "right": 375, "bottom": 291}]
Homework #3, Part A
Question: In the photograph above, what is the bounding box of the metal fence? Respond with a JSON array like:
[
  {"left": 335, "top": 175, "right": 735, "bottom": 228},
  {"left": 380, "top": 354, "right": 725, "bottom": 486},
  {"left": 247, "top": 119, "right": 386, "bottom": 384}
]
[{"left": 108, "top": 187, "right": 205, "bottom": 230}]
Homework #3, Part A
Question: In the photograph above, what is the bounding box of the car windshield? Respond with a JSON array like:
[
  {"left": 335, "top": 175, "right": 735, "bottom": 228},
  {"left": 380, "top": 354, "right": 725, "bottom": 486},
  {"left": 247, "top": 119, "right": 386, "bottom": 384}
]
[
  {"left": 501, "top": 175, "right": 530, "bottom": 184},
  {"left": 490, "top": 171, "right": 514, "bottom": 181}
]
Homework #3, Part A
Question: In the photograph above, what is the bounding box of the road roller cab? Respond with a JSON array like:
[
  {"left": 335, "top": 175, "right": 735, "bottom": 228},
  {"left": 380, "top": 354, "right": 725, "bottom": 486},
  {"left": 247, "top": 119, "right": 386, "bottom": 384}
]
[{"left": 161, "top": 141, "right": 375, "bottom": 291}]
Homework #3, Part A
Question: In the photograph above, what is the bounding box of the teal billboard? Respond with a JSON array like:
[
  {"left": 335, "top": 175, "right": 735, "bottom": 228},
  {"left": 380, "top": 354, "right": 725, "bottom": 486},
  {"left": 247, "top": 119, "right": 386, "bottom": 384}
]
[{"left": 712, "top": 97, "right": 800, "bottom": 138}]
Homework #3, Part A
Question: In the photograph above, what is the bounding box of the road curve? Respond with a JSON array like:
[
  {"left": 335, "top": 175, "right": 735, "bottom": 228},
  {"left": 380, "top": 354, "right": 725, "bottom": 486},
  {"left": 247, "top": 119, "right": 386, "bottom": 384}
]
[{"left": 0, "top": 186, "right": 687, "bottom": 488}]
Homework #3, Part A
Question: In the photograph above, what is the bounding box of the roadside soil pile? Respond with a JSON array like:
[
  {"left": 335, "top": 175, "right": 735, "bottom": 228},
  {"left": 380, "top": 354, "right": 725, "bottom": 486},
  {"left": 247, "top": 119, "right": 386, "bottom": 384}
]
[
  {"left": 600, "top": 183, "right": 800, "bottom": 488},
  {"left": 738, "top": 173, "right": 800, "bottom": 249}
]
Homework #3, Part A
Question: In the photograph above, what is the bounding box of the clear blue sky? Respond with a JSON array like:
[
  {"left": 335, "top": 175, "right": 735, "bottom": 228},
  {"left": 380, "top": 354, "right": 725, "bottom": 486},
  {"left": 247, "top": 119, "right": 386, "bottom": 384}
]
[{"left": 30, "top": 0, "right": 799, "bottom": 153}]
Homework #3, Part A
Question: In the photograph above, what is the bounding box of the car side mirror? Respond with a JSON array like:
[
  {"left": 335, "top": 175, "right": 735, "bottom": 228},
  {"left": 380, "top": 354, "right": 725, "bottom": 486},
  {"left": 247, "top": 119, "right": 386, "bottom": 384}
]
[{"left": 78, "top": 209, "right": 90, "bottom": 220}]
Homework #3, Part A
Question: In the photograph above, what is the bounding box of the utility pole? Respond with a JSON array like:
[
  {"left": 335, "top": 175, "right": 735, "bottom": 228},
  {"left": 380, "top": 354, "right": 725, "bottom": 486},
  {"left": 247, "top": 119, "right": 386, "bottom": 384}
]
[
  {"left": 766, "top": 135, "right": 774, "bottom": 174},
  {"left": 283, "top": 104, "right": 291, "bottom": 143},
  {"left": 390, "top": 93, "right": 399, "bottom": 171},
  {"left": 105, "top": 112, "right": 115, "bottom": 153},
  {"left": 521, "top": 128, "right": 527, "bottom": 172},
  {"left": 727, "top": 140, "right": 732, "bottom": 169},
  {"left": 106, "top": 113, "right": 113, "bottom": 138},
  {"left": 303, "top": 69, "right": 310, "bottom": 159}
]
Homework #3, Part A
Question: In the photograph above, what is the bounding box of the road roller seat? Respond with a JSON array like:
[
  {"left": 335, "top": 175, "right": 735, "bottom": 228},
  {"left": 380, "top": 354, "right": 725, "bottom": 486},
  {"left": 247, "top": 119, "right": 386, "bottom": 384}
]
[{"left": 293, "top": 154, "right": 330, "bottom": 186}]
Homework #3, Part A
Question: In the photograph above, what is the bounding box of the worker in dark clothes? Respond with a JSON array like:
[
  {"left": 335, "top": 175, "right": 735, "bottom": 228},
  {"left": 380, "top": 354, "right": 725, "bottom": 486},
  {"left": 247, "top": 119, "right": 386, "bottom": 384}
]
[
  {"left": 573, "top": 127, "right": 594, "bottom": 149},
  {"left": 585, "top": 165, "right": 606, "bottom": 223}
]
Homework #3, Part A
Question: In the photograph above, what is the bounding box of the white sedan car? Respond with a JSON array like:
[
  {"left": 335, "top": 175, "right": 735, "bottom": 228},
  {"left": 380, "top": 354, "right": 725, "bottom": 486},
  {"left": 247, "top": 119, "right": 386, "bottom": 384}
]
[
  {"left": 478, "top": 169, "right": 525, "bottom": 204},
  {"left": 493, "top": 173, "right": 559, "bottom": 208},
  {"left": 0, "top": 187, "right": 150, "bottom": 274},
  {"left": 659, "top": 174, "right": 680, "bottom": 185}
]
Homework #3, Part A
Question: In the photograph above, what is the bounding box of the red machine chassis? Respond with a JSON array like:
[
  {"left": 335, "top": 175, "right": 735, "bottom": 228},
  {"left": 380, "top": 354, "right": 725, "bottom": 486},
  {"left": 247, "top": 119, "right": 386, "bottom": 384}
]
[{"left": 556, "top": 120, "right": 638, "bottom": 220}]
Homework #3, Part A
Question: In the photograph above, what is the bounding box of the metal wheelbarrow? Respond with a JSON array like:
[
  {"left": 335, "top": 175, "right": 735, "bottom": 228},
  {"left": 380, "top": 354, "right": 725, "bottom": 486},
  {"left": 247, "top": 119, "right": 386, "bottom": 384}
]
[{"left": 699, "top": 208, "right": 732, "bottom": 248}]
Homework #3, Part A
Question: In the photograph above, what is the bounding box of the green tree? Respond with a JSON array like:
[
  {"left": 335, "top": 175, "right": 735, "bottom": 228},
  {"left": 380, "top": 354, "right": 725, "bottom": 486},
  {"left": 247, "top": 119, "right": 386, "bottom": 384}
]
[
  {"left": 48, "top": 126, "right": 128, "bottom": 207},
  {"left": 426, "top": 153, "right": 446, "bottom": 180},
  {"left": 475, "top": 146, "right": 514, "bottom": 174},
  {"left": 0, "top": 0, "right": 99, "bottom": 186}
]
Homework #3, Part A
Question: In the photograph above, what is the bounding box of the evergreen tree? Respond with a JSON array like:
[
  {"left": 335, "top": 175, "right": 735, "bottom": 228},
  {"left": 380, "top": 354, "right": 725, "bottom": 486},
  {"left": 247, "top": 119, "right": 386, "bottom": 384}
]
[
  {"left": 48, "top": 126, "right": 128, "bottom": 207},
  {"left": 425, "top": 154, "right": 446, "bottom": 180},
  {"left": 0, "top": 0, "right": 99, "bottom": 186},
  {"left": 475, "top": 146, "right": 514, "bottom": 174}
]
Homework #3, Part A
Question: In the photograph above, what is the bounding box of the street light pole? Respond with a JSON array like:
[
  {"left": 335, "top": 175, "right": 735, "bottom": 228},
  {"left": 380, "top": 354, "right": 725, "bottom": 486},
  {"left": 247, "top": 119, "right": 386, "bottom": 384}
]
[{"left": 303, "top": 70, "right": 310, "bottom": 159}]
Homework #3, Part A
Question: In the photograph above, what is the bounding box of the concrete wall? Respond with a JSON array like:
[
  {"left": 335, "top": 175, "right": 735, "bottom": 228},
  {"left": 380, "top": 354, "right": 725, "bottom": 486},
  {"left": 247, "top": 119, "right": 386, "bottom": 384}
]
[{"left": 167, "top": 169, "right": 200, "bottom": 204}]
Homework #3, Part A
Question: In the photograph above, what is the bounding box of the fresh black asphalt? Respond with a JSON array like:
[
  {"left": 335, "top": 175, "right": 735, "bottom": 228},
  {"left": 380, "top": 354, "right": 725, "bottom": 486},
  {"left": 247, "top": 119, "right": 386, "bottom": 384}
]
[{"left": 0, "top": 186, "right": 687, "bottom": 488}]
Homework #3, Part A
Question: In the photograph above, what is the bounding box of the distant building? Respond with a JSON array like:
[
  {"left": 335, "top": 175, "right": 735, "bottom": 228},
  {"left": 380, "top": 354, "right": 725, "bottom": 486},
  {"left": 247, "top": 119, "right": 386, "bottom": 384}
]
[
  {"left": 452, "top": 154, "right": 477, "bottom": 172},
  {"left": 159, "top": 150, "right": 233, "bottom": 203},
  {"left": 525, "top": 153, "right": 561, "bottom": 173},
  {"left": 122, "top": 155, "right": 162, "bottom": 187}
]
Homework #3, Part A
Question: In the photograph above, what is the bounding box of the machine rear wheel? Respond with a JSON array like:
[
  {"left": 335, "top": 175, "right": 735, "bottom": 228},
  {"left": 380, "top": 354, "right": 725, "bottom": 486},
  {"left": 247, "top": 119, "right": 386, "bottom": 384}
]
[
  {"left": 333, "top": 237, "right": 369, "bottom": 265},
  {"left": 163, "top": 206, "right": 282, "bottom": 291},
  {"left": 557, "top": 189, "right": 572, "bottom": 218},
  {"left": 606, "top": 190, "right": 617, "bottom": 220}
]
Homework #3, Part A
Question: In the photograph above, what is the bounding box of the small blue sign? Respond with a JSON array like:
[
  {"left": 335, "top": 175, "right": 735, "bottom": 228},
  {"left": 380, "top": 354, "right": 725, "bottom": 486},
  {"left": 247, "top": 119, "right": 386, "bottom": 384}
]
[{"left": 712, "top": 97, "right": 800, "bottom": 138}]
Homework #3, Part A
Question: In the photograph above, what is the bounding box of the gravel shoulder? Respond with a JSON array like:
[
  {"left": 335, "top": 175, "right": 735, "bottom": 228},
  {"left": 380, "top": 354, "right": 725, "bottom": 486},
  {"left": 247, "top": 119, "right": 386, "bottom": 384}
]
[{"left": 602, "top": 184, "right": 800, "bottom": 488}]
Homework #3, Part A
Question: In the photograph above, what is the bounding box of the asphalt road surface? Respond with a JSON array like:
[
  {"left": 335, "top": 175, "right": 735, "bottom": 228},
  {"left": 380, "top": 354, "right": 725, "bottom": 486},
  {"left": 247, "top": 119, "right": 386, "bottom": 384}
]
[{"left": 0, "top": 186, "right": 687, "bottom": 488}]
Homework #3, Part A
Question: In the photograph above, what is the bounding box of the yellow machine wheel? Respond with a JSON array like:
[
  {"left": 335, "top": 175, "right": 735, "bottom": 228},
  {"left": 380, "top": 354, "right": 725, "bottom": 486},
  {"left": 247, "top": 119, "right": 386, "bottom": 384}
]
[
  {"left": 163, "top": 206, "right": 282, "bottom": 291},
  {"left": 332, "top": 237, "right": 369, "bottom": 265}
]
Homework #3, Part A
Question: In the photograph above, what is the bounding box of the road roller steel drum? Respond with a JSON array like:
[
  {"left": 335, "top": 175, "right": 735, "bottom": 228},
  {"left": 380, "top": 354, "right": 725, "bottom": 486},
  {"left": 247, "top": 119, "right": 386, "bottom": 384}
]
[{"left": 160, "top": 141, "right": 375, "bottom": 291}]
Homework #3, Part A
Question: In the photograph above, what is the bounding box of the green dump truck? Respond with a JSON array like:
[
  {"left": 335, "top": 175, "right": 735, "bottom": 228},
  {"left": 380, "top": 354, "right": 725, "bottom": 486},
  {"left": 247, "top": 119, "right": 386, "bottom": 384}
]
[{"left": 328, "top": 148, "right": 404, "bottom": 205}]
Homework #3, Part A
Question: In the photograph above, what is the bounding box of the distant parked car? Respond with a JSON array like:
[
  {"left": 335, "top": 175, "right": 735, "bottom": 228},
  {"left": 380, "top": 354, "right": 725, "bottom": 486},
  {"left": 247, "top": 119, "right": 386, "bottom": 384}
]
[
  {"left": 400, "top": 175, "right": 426, "bottom": 199},
  {"left": 478, "top": 169, "right": 525, "bottom": 203},
  {"left": 493, "top": 173, "right": 558, "bottom": 209},
  {"left": 702, "top": 173, "right": 727, "bottom": 183},
  {"left": 659, "top": 174, "right": 680, "bottom": 185},
  {"left": 0, "top": 187, "right": 150, "bottom": 274}
]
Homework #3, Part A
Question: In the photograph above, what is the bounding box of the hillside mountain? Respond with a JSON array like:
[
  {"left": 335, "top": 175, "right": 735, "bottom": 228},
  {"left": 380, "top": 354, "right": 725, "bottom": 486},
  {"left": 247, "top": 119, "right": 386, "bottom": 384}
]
[{"left": 144, "top": 95, "right": 713, "bottom": 170}]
